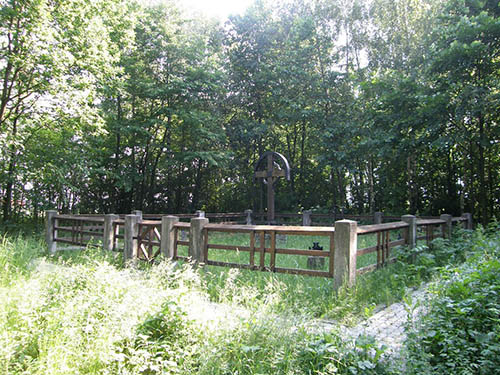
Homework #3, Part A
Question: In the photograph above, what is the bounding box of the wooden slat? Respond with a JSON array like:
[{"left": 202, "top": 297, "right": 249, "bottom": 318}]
[
  {"left": 54, "top": 238, "right": 99, "bottom": 246},
  {"left": 259, "top": 231, "right": 265, "bottom": 269},
  {"left": 357, "top": 221, "right": 409, "bottom": 234},
  {"left": 275, "top": 248, "right": 328, "bottom": 257},
  {"left": 417, "top": 219, "right": 445, "bottom": 225},
  {"left": 357, "top": 257, "right": 398, "bottom": 275},
  {"left": 203, "top": 228, "right": 209, "bottom": 262},
  {"left": 205, "top": 243, "right": 330, "bottom": 257},
  {"left": 54, "top": 225, "right": 103, "bottom": 231},
  {"left": 54, "top": 215, "right": 105, "bottom": 223},
  {"left": 358, "top": 245, "right": 377, "bottom": 257},
  {"left": 204, "top": 223, "right": 335, "bottom": 235},
  {"left": 207, "top": 243, "right": 251, "bottom": 252},
  {"left": 357, "top": 264, "right": 377, "bottom": 275},
  {"left": 249, "top": 233, "right": 255, "bottom": 268},
  {"left": 390, "top": 239, "right": 406, "bottom": 247},
  {"left": 274, "top": 267, "right": 331, "bottom": 277},
  {"left": 173, "top": 227, "right": 178, "bottom": 258},
  {"left": 329, "top": 233, "right": 334, "bottom": 277},
  {"left": 207, "top": 261, "right": 254, "bottom": 270},
  {"left": 270, "top": 232, "right": 276, "bottom": 271}
]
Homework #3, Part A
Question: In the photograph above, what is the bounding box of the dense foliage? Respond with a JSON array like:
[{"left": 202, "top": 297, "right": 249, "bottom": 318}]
[
  {"left": 1, "top": 0, "right": 499, "bottom": 223},
  {"left": 406, "top": 223, "right": 500, "bottom": 374}
]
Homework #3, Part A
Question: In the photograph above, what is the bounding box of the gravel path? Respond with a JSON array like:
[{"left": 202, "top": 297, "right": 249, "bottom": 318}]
[{"left": 311, "top": 285, "right": 431, "bottom": 356}]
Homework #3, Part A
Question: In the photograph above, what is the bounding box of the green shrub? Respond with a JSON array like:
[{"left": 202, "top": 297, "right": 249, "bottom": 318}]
[
  {"left": 405, "top": 224, "right": 500, "bottom": 374},
  {"left": 296, "top": 333, "right": 396, "bottom": 375}
]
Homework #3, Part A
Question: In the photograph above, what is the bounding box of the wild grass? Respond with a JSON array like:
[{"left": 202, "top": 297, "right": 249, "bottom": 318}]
[{"left": 0, "top": 224, "right": 477, "bottom": 374}]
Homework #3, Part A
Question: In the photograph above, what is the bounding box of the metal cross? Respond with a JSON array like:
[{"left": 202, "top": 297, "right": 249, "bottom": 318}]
[{"left": 254, "top": 152, "right": 291, "bottom": 223}]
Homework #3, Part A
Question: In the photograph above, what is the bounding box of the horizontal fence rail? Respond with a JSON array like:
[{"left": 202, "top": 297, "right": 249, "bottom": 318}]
[
  {"left": 356, "top": 221, "right": 409, "bottom": 275},
  {"left": 45, "top": 210, "right": 473, "bottom": 288},
  {"left": 201, "top": 224, "right": 335, "bottom": 278}
]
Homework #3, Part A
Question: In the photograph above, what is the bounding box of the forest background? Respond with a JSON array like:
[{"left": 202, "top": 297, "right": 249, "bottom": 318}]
[{"left": 1, "top": 0, "right": 499, "bottom": 225}]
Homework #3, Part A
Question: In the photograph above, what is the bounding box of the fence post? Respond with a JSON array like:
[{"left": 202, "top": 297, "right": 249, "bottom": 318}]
[
  {"left": 189, "top": 217, "right": 209, "bottom": 264},
  {"left": 124, "top": 214, "right": 140, "bottom": 264},
  {"left": 463, "top": 213, "right": 473, "bottom": 230},
  {"left": 161, "top": 216, "right": 179, "bottom": 259},
  {"left": 103, "top": 214, "right": 119, "bottom": 251},
  {"left": 440, "top": 214, "right": 453, "bottom": 239},
  {"left": 374, "top": 212, "right": 383, "bottom": 224},
  {"left": 245, "top": 209, "right": 253, "bottom": 225},
  {"left": 196, "top": 210, "right": 205, "bottom": 218},
  {"left": 132, "top": 210, "right": 143, "bottom": 221},
  {"left": 45, "top": 210, "right": 58, "bottom": 254},
  {"left": 401, "top": 215, "right": 417, "bottom": 249},
  {"left": 334, "top": 220, "right": 357, "bottom": 290},
  {"left": 302, "top": 210, "right": 312, "bottom": 226}
]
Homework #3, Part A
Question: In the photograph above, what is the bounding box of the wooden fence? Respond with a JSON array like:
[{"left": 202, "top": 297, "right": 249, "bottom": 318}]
[{"left": 45, "top": 210, "right": 472, "bottom": 288}]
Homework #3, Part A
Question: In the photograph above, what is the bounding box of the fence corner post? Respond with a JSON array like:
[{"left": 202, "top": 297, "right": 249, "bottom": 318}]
[
  {"left": 189, "top": 217, "right": 209, "bottom": 264},
  {"left": 45, "top": 210, "right": 58, "bottom": 254},
  {"left": 245, "top": 209, "right": 253, "bottom": 225},
  {"left": 161, "top": 215, "right": 179, "bottom": 259},
  {"left": 132, "top": 210, "right": 143, "bottom": 221},
  {"left": 334, "top": 219, "right": 357, "bottom": 290},
  {"left": 103, "top": 214, "right": 119, "bottom": 251},
  {"left": 462, "top": 213, "right": 473, "bottom": 230},
  {"left": 124, "top": 214, "right": 140, "bottom": 265},
  {"left": 302, "top": 210, "right": 312, "bottom": 226},
  {"left": 440, "top": 214, "right": 453, "bottom": 239},
  {"left": 374, "top": 211, "right": 383, "bottom": 224},
  {"left": 401, "top": 215, "right": 417, "bottom": 249}
]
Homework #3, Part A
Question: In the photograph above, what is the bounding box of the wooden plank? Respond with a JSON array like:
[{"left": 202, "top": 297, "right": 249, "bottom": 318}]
[
  {"left": 358, "top": 245, "right": 377, "bottom": 257},
  {"left": 173, "top": 228, "right": 178, "bottom": 259},
  {"left": 204, "top": 243, "right": 329, "bottom": 257},
  {"left": 270, "top": 231, "right": 276, "bottom": 271},
  {"left": 357, "top": 264, "right": 377, "bottom": 275},
  {"left": 376, "top": 231, "right": 381, "bottom": 267},
  {"left": 54, "top": 215, "right": 105, "bottom": 223},
  {"left": 274, "top": 267, "right": 331, "bottom": 278},
  {"left": 275, "top": 248, "right": 329, "bottom": 257},
  {"left": 385, "top": 231, "right": 390, "bottom": 263},
  {"left": 203, "top": 228, "right": 209, "bottom": 262},
  {"left": 207, "top": 261, "right": 254, "bottom": 270},
  {"left": 329, "top": 233, "right": 334, "bottom": 277},
  {"left": 174, "top": 222, "right": 191, "bottom": 229},
  {"left": 390, "top": 239, "right": 406, "bottom": 247},
  {"left": 54, "top": 225, "right": 103, "bottom": 231},
  {"left": 259, "top": 231, "right": 265, "bottom": 270},
  {"left": 204, "top": 223, "right": 335, "bottom": 234},
  {"left": 357, "top": 221, "right": 409, "bottom": 234},
  {"left": 56, "top": 228, "right": 103, "bottom": 236},
  {"left": 417, "top": 219, "right": 445, "bottom": 225},
  {"left": 207, "top": 243, "right": 251, "bottom": 252},
  {"left": 55, "top": 238, "right": 99, "bottom": 246},
  {"left": 249, "top": 233, "right": 255, "bottom": 268}
]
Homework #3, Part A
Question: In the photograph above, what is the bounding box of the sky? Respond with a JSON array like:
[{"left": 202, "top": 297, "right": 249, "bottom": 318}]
[{"left": 178, "top": 0, "right": 254, "bottom": 19}]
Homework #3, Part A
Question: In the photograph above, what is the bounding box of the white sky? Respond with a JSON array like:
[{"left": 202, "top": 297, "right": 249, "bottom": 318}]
[{"left": 179, "top": 0, "right": 254, "bottom": 19}]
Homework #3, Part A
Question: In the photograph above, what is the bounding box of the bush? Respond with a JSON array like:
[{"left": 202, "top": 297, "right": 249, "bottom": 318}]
[{"left": 405, "top": 224, "right": 500, "bottom": 374}]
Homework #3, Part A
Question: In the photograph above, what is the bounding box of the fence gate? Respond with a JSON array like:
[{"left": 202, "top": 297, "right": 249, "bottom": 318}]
[{"left": 137, "top": 223, "right": 162, "bottom": 262}]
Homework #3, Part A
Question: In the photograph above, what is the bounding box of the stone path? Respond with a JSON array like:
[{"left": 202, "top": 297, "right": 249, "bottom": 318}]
[{"left": 311, "top": 285, "right": 431, "bottom": 356}]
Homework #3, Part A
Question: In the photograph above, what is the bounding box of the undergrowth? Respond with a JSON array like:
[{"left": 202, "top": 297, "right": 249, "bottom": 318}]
[
  {"left": 405, "top": 222, "right": 500, "bottom": 374},
  {"left": 0, "top": 224, "right": 493, "bottom": 374}
]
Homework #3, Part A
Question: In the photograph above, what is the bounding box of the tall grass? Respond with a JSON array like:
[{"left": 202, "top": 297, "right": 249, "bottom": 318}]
[{"left": 0, "top": 225, "right": 475, "bottom": 374}]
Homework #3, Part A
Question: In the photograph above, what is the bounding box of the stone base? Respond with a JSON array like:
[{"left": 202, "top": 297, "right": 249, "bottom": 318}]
[{"left": 307, "top": 256, "right": 325, "bottom": 270}]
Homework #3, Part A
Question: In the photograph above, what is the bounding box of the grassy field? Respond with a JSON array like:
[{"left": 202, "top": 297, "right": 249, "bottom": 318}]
[{"left": 0, "top": 224, "right": 478, "bottom": 374}]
